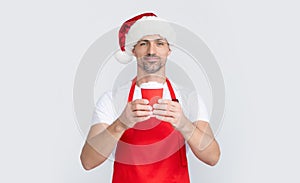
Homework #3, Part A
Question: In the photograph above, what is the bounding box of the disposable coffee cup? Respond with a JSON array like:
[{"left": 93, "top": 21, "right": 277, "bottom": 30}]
[{"left": 140, "top": 82, "right": 164, "bottom": 107}]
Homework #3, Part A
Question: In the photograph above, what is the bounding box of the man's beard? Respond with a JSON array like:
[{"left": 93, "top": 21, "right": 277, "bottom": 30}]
[{"left": 137, "top": 55, "right": 166, "bottom": 74}]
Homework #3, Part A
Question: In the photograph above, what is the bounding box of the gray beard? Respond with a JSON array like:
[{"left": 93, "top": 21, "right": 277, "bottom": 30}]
[
  {"left": 139, "top": 62, "right": 163, "bottom": 73},
  {"left": 137, "top": 57, "right": 166, "bottom": 74}
]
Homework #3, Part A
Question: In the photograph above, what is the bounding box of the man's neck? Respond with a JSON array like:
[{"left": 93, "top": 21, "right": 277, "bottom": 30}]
[{"left": 136, "top": 74, "right": 166, "bottom": 87}]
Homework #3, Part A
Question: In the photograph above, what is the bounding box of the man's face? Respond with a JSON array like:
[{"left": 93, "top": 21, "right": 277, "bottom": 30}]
[{"left": 132, "top": 34, "right": 171, "bottom": 74}]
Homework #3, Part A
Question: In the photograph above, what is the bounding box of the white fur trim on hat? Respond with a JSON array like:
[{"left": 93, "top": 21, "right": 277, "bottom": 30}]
[
  {"left": 114, "top": 50, "right": 133, "bottom": 64},
  {"left": 126, "top": 16, "right": 176, "bottom": 48}
]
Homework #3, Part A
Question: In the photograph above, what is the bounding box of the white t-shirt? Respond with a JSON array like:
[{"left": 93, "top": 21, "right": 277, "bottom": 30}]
[{"left": 91, "top": 80, "right": 209, "bottom": 126}]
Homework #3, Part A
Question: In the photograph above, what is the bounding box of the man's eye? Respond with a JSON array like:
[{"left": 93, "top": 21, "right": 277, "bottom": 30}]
[
  {"left": 157, "top": 42, "right": 165, "bottom": 46},
  {"left": 139, "top": 42, "right": 147, "bottom": 46}
]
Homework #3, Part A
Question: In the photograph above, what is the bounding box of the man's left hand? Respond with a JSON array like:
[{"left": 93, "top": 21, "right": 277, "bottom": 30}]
[{"left": 152, "top": 99, "right": 189, "bottom": 130}]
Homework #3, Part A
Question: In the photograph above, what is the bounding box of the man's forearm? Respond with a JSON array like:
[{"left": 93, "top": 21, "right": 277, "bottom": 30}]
[
  {"left": 177, "top": 119, "right": 220, "bottom": 166},
  {"left": 80, "top": 119, "right": 127, "bottom": 170}
]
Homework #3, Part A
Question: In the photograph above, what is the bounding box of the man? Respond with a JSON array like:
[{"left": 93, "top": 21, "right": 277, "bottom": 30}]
[{"left": 80, "top": 12, "right": 220, "bottom": 183}]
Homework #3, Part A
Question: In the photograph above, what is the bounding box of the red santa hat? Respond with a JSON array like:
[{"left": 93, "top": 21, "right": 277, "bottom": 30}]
[{"left": 114, "top": 12, "right": 176, "bottom": 64}]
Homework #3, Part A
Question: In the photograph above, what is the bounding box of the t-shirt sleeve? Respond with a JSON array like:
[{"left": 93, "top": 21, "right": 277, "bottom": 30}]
[
  {"left": 90, "top": 91, "right": 117, "bottom": 126},
  {"left": 195, "top": 94, "right": 210, "bottom": 122},
  {"left": 185, "top": 92, "right": 210, "bottom": 123}
]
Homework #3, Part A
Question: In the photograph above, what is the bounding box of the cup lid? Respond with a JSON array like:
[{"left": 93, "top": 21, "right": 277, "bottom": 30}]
[{"left": 140, "top": 81, "right": 164, "bottom": 89}]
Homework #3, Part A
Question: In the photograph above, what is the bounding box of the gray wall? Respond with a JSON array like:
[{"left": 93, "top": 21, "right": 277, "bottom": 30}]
[{"left": 1, "top": 0, "right": 299, "bottom": 182}]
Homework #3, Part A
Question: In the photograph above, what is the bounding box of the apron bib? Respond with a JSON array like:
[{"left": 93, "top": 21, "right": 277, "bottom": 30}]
[{"left": 112, "top": 78, "right": 190, "bottom": 183}]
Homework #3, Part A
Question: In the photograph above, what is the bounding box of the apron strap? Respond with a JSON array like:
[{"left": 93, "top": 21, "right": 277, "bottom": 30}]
[{"left": 165, "top": 78, "right": 178, "bottom": 103}]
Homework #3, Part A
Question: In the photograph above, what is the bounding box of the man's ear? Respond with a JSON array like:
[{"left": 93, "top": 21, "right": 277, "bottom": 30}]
[
  {"left": 132, "top": 48, "right": 136, "bottom": 57},
  {"left": 168, "top": 47, "right": 171, "bottom": 56}
]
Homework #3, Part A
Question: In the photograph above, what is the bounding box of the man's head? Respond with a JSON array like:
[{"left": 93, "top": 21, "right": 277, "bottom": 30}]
[
  {"left": 114, "top": 12, "right": 175, "bottom": 64},
  {"left": 133, "top": 34, "right": 170, "bottom": 74}
]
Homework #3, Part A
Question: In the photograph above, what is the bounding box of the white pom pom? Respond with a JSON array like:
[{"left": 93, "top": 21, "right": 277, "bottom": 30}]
[{"left": 114, "top": 50, "right": 133, "bottom": 64}]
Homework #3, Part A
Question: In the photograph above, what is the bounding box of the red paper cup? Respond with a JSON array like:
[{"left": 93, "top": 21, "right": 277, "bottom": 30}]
[{"left": 141, "top": 88, "right": 163, "bottom": 106}]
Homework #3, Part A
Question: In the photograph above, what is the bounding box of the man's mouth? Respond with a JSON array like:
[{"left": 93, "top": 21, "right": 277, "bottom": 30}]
[{"left": 143, "top": 56, "right": 160, "bottom": 62}]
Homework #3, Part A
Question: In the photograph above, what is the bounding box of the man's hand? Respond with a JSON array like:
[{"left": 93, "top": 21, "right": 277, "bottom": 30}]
[
  {"left": 153, "top": 99, "right": 195, "bottom": 139},
  {"left": 118, "top": 99, "right": 153, "bottom": 128},
  {"left": 152, "top": 99, "right": 188, "bottom": 129}
]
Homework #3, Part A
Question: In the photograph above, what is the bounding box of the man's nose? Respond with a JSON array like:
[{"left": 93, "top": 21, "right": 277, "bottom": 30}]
[{"left": 147, "top": 42, "right": 157, "bottom": 55}]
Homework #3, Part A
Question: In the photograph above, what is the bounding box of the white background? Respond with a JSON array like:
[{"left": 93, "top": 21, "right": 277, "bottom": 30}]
[{"left": 1, "top": 0, "right": 299, "bottom": 182}]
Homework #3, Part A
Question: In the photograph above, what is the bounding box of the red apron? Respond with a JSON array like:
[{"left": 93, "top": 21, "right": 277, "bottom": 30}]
[{"left": 112, "top": 78, "right": 190, "bottom": 183}]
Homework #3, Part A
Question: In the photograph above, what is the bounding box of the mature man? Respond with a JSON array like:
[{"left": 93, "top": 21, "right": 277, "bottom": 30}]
[{"left": 80, "top": 12, "right": 220, "bottom": 183}]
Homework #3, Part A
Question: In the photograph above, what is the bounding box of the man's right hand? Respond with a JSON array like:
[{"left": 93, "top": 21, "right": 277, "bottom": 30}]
[{"left": 118, "top": 99, "right": 153, "bottom": 128}]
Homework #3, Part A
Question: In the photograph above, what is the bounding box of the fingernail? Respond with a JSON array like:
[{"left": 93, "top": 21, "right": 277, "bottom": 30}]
[
  {"left": 158, "top": 99, "right": 162, "bottom": 103},
  {"left": 144, "top": 99, "right": 149, "bottom": 104},
  {"left": 148, "top": 106, "right": 152, "bottom": 110},
  {"left": 152, "top": 110, "right": 157, "bottom": 114},
  {"left": 153, "top": 104, "right": 158, "bottom": 108},
  {"left": 155, "top": 115, "right": 162, "bottom": 120}
]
